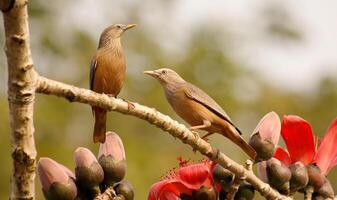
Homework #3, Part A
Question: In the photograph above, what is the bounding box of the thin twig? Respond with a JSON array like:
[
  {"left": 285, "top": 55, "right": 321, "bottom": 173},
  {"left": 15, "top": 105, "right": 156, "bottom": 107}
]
[
  {"left": 226, "top": 160, "right": 254, "bottom": 199},
  {"left": 36, "top": 75, "right": 292, "bottom": 200},
  {"left": 304, "top": 186, "right": 314, "bottom": 200}
]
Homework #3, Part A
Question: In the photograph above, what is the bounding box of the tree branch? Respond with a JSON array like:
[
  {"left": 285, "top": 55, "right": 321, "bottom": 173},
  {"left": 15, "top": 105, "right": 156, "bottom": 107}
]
[
  {"left": 36, "top": 75, "right": 291, "bottom": 200},
  {"left": 1, "top": 0, "right": 37, "bottom": 199}
]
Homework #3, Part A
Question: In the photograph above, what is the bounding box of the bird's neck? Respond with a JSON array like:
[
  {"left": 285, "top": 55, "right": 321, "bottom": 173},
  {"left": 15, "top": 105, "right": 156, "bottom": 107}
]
[
  {"left": 163, "top": 81, "right": 185, "bottom": 96},
  {"left": 99, "top": 38, "right": 123, "bottom": 56},
  {"left": 99, "top": 37, "right": 122, "bottom": 49}
]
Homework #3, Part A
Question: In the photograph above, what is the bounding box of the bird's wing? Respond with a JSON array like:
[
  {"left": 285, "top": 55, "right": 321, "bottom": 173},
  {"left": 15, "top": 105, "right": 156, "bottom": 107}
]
[
  {"left": 89, "top": 57, "right": 97, "bottom": 90},
  {"left": 183, "top": 82, "right": 242, "bottom": 135}
]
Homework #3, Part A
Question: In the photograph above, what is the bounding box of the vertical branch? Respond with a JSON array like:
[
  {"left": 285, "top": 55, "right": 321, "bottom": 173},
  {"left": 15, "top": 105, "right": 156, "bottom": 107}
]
[{"left": 1, "top": 0, "right": 37, "bottom": 199}]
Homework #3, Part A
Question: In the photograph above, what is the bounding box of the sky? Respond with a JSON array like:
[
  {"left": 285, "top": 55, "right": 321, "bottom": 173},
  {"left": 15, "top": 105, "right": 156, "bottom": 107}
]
[{"left": 2, "top": 0, "right": 337, "bottom": 92}]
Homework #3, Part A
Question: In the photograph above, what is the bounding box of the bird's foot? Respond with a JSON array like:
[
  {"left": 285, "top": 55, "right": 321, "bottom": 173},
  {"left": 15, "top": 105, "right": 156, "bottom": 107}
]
[
  {"left": 188, "top": 129, "right": 200, "bottom": 138},
  {"left": 201, "top": 136, "right": 209, "bottom": 142},
  {"left": 122, "top": 98, "right": 135, "bottom": 110},
  {"left": 188, "top": 130, "right": 201, "bottom": 153}
]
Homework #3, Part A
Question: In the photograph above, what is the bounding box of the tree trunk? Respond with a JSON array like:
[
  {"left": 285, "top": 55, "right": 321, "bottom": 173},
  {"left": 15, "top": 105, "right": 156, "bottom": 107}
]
[{"left": 1, "top": 0, "right": 37, "bottom": 199}]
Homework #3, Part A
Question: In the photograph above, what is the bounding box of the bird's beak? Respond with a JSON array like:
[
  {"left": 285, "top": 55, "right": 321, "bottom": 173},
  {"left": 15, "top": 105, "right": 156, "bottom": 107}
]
[
  {"left": 143, "top": 70, "right": 160, "bottom": 78},
  {"left": 123, "top": 24, "right": 137, "bottom": 31}
]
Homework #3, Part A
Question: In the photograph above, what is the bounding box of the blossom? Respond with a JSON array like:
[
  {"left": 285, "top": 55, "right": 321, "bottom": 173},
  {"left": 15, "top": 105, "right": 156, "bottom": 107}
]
[
  {"left": 273, "top": 115, "right": 315, "bottom": 166},
  {"left": 273, "top": 115, "right": 337, "bottom": 174},
  {"left": 148, "top": 159, "right": 216, "bottom": 200}
]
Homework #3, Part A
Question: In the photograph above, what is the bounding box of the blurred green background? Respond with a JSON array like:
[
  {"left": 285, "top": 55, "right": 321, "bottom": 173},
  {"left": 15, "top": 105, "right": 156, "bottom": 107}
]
[{"left": 1, "top": 0, "right": 337, "bottom": 199}]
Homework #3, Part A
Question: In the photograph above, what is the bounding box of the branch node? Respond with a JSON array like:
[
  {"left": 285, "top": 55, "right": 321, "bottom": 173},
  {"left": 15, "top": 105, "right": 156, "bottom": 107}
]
[
  {"left": 12, "top": 147, "right": 35, "bottom": 166},
  {"left": 11, "top": 34, "right": 26, "bottom": 44},
  {"left": 22, "top": 63, "right": 34, "bottom": 72}
]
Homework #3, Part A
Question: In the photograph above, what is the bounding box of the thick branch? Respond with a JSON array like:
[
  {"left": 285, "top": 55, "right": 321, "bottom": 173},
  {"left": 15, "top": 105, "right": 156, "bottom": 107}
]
[
  {"left": 1, "top": 0, "right": 37, "bottom": 199},
  {"left": 36, "top": 75, "right": 291, "bottom": 200}
]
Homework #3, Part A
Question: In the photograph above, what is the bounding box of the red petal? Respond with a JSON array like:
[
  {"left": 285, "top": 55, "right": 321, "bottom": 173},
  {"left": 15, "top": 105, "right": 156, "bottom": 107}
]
[
  {"left": 178, "top": 162, "right": 212, "bottom": 189},
  {"left": 252, "top": 111, "right": 281, "bottom": 145},
  {"left": 326, "top": 156, "right": 337, "bottom": 175},
  {"left": 273, "top": 148, "right": 291, "bottom": 166},
  {"left": 281, "top": 115, "right": 315, "bottom": 165},
  {"left": 314, "top": 117, "right": 337, "bottom": 174},
  {"left": 148, "top": 180, "right": 192, "bottom": 200}
]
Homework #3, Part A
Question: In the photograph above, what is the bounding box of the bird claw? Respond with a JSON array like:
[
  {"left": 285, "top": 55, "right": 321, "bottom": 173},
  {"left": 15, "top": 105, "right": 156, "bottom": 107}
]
[
  {"left": 122, "top": 99, "right": 135, "bottom": 110},
  {"left": 189, "top": 130, "right": 200, "bottom": 138},
  {"left": 201, "top": 136, "right": 209, "bottom": 142}
]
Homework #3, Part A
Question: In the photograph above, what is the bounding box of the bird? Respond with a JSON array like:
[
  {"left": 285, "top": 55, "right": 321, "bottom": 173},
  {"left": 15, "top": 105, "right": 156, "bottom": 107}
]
[
  {"left": 144, "top": 68, "right": 256, "bottom": 159},
  {"left": 90, "top": 24, "right": 136, "bottom": 143}
]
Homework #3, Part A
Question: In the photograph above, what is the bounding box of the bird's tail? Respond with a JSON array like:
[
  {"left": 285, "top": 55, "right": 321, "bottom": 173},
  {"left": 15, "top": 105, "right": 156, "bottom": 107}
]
[
  {"left": 93, "top": 107, "right": 107, "bottom": 143},
  {"left": 221, "top": 123, "right": 256, "bottom": 160}
]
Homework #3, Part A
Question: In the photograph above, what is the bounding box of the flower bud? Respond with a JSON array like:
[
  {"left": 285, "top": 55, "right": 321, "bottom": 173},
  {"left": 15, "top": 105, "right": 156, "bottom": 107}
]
[
  {"left": 289, "top": 162, "right": 309, "bottom": 192},
  {"left": 38, "top": 157, "right": 77, "bottom": 200},
  {"left": 249, "top": 134, "right": 275, "bottom": 162},
  {"left": 114, "top": 180, "right": 134, "bottom": 200},
  {"left": 74, "top": 147, "right": 104, "bottom": 192},
  {"left": 212, "top": 164, "right": 234, "bottom": 192},
  {"left": 249, "top": 112, "right": 281, "bottom": 162},
  {"left": 266, "top": 158, "right": 291, "bottom": 193},
  {"left": 192, "top": 186, "right": 217, "bottom": 200},
  {"left": 315, "top": 178, "right": 334, "bottom": 199},
  {"left": 234, "top": 182, "right": 255, "bottom": 200},
  {"left": 306, "top": 164, "right": 325, "bottom": 190},
  {"left": 98, "top": 132, "right": 126, "bottom": 186}
]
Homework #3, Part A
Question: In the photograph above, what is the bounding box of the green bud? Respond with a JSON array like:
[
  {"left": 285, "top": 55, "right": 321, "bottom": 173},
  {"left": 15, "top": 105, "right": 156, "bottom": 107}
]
[
  {"left": 266, "top": 158, "right": 291, "bottom": 194},
  {"left": 307, "top": 164, "right": 325, "bottom": 190},
  {"left": 38, "top": 158, "right": 77, "bottom": 200},
  {"left": 234, "top": 182, "right": 255, "bottom": 200},
  {"left": 98, "top": 132, "right": 126, "bottom": 186},
  {"left": 114, "top": 180, "right": 134, "bottom": 200},
  {"left": 212, "top": 164, "right": 234, "bottom": 191},
  {"left": 289, "top": 162, "right": 309, "bottom": 192},
  {"left": 74, "top": 147, "right": 104, "bottom": 194},
  {"left": 192, "top": 186, "right": 216, "bottom": 200}
]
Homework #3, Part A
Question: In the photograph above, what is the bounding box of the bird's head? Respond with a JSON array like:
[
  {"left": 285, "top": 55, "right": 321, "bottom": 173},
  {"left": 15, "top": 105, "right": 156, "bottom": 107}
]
[
  {"left": 144, "top": 68, "right": 185, "bottom": 86},
  {"left": 99, "top": 24, "right": 136, "bottom": 47}
]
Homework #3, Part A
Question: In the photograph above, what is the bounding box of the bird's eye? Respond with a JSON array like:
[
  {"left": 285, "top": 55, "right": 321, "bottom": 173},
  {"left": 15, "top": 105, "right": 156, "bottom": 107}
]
[
  {"left": 162, "top": 70, "right": 167, "bottom": 74},
  {"left": 116, "top": 25, "right": 121, "bottom": 29}
]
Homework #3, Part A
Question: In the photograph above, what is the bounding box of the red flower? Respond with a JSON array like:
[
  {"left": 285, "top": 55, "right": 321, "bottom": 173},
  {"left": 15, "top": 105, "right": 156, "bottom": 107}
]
[
  {"left": 274, "top": 115, "right": 315, "bottom": 166},
  {"left": 148, "top": 159, "right": 215, "bottom": 200},
  {"left": 273, "top": 115, "right": 337, "bottom": 174},
  {"left": 313, "top": 117, "right": 337, "bottom": 175}
]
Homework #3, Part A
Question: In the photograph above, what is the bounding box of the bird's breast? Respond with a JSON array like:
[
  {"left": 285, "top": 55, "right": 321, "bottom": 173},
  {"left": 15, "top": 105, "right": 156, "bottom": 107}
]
[{"left": 92, "top": 51, "right": 126, "bottom": 96}]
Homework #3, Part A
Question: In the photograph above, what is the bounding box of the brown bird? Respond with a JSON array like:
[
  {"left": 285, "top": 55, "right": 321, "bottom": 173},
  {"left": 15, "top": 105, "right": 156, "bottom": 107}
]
[
  {"left": 90, "top": 24, "right": 136, "bottom": 143},
  {"left": 144, "top": 68, "right": 256, "bottom": 159}
]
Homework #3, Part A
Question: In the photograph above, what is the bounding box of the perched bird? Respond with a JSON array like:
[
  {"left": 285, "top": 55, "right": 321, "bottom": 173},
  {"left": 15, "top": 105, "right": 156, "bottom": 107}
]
[
  {"left": 144, "top": 68, "right": 256, "bottom": 159},
  {"left": 90, "top": 24, "right": 136, "bottom": 143}
]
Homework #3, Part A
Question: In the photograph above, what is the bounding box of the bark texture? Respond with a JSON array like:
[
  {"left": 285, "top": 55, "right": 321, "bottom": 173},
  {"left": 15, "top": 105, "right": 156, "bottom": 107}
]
[{"left": 1, "top": 0, "right": 37, "bottom": 199}]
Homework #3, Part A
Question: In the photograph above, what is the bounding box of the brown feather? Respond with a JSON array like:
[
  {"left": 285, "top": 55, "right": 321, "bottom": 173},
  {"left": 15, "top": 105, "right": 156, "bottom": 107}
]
[{"left": 90, "top": 38, "right": 126, "bottom": 143}]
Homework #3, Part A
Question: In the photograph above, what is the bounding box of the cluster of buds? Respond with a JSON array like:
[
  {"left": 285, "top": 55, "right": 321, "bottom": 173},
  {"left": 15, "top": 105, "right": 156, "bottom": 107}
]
[
  {"left": 38, "top": 132, "right": 134, "bottom": 200},
  {"left": 148, "top": 159, "right": 255, "bottom": 200},
  {"left": 250, "top": 112, "right": 337, "bottom": 198}
]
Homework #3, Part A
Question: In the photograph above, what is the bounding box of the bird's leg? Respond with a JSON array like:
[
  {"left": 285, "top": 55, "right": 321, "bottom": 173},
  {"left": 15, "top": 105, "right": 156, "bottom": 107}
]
[
  {"left": 201, "top": 132, "right": 214, "bottom": 141},
  {"left": 189, "top": 120, "right": 211, "bottom": 131}
]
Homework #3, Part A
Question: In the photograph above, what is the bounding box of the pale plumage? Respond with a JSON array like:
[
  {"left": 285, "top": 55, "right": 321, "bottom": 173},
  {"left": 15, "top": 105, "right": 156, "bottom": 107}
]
[{"left": 144, "top": 68, "right": 256, "bottom": 159}]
